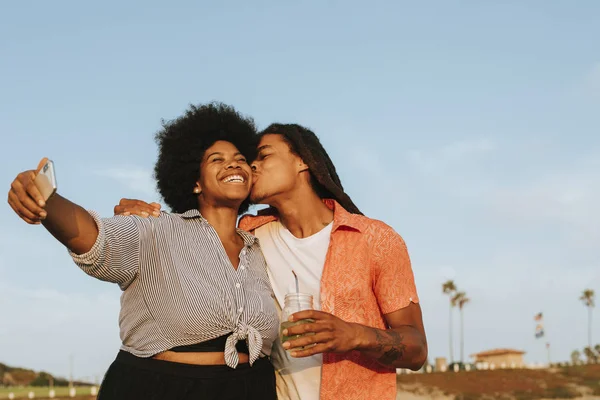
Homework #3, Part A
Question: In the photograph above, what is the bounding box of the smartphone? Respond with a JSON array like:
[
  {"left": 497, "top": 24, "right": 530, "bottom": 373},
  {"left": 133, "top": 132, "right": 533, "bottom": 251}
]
[{"left": 34, "top": 159, "right": 57, "bottom": 201}]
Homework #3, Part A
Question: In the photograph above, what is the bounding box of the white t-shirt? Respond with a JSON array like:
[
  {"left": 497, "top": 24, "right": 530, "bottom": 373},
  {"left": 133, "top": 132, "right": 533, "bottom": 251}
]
[{"left": 254, "top": 220, "right": 333, "bottom": 400}]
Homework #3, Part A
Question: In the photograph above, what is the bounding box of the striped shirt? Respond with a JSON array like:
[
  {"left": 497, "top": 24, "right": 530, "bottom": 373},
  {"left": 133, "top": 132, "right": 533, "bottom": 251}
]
[{"left": 69, "top": 209, "right": 279, "bottom": 369}]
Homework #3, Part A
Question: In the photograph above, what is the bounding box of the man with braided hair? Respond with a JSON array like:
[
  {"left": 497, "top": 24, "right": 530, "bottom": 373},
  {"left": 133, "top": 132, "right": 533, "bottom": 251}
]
[{"left": 116, "top": 123, "right": 427, "bottom": 400}]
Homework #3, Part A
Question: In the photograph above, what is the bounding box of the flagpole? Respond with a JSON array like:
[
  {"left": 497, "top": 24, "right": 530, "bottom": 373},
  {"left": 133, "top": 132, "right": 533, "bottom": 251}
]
[{"left": 534, "top": 312, "right": 546, "bottom": 366}]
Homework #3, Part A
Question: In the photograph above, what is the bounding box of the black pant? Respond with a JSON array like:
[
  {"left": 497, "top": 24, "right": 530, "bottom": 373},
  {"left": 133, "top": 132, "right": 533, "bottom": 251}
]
[{"left": 97, "top": 351, "right": 277, "bottom": 400}]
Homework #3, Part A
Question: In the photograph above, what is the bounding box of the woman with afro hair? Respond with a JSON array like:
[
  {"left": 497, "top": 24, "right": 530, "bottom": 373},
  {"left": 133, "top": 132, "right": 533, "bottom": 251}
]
[{"left": 7, "top": 102, "right": 279, "bottom": 400}]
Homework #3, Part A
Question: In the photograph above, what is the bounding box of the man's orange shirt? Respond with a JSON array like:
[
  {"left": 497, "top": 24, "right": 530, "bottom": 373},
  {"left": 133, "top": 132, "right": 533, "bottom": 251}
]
[{"left": 239, "top": 199, "right": 419, "bottom": 400}]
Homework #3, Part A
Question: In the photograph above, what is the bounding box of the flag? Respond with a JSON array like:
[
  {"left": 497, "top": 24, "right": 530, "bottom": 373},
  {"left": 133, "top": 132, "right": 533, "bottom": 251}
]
[
  {"left": 534, "top": 312, "right": 544, "bottom": 338},
  {"left": 546, "top": 343, "right": 550, "bottom": 349},
  {"left": 535, "top": 326, "right": 544, "bottom": 338}
]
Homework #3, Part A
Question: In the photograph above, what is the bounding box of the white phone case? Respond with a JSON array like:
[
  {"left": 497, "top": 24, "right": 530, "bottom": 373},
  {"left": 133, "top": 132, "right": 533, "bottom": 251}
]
[{"left": 34, "top": 160, "right": 57, "bottom": 201}]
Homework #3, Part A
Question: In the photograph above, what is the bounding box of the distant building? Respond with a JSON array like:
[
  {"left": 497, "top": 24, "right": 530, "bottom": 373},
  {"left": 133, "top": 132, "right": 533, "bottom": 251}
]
[
  {"left": 435, "top": 357, "right": 447, "bottom": 372},
  {"left": 471, "top": 348, "right": 525, "bottom": 367}
]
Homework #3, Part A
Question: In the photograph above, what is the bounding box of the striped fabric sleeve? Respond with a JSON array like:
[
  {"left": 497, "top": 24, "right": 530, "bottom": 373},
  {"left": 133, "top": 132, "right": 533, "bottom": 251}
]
[{"left": 69, "top": 211, "right": 142, "bottom": 290}]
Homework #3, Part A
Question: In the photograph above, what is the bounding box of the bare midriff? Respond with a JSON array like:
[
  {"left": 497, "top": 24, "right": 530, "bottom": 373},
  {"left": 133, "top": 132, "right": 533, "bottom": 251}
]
[{"left": 152, "top": 351, "right": 249, "bottom": 365}]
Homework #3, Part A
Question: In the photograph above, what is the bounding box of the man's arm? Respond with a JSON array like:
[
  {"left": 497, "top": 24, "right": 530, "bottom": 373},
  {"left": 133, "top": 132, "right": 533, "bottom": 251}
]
[
  {"left": 354, "top": 302, "right": 427, "bottom": 370},
  {"left": 358, "top": 223, "right": 427, "bottom": 369},
  {"left": 282, "top": 303, "right": 427, "bottom": 370}
]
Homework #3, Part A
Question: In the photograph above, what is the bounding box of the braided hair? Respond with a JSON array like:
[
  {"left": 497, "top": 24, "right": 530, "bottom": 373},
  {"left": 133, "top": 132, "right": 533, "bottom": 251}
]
[{"left": 259, "top": 123, "right": 362, "bottom": 215}]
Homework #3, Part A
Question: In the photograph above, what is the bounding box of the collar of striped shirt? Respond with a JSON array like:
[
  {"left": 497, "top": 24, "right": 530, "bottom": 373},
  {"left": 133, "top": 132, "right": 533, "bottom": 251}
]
[{"left": 180, "top": 209, "right": 259, "bottom": 247}]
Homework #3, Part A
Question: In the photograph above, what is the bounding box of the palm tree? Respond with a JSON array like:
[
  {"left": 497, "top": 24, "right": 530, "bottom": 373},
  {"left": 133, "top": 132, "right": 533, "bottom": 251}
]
[
  {"left": 442, "top": 280, "right": 457, "bottom": 363},
  {"left": 570, "top": 350, "right": 581, "bottom": 365},
  {"left": 580, "top": 289, "right": 595, "bottom": 349},
  {"left": 583, "top": 347, "right": 597, "bottom": 364},
  {"left": 452, "top": 291, "right": 470, "bottom": 364}
]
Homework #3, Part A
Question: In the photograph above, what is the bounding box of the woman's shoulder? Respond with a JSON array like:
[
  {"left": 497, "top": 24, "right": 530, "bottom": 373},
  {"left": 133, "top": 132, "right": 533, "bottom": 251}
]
[{"left": 108, "top": 210, "right": 189, "bottom": 230}]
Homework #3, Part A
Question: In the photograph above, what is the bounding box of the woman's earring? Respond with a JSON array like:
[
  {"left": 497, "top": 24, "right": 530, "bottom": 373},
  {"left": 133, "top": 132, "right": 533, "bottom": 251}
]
[{"left": 193, "top": 187, "right": 200, "bottom": 194}]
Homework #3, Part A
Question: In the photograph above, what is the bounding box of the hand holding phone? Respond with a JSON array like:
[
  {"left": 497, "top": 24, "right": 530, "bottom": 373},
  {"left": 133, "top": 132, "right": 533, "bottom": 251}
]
[
  {"left": 34, "top": 157, "right": 57, "bottom": 201},
  {"left": 7, "top": 157, "right": 56, "bottom": 224}
]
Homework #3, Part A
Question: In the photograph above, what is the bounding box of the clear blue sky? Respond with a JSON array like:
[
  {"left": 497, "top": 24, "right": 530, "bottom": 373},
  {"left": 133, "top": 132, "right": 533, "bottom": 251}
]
[{"left": 1, "top": 1, "right": 598, "bottom": 380}]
